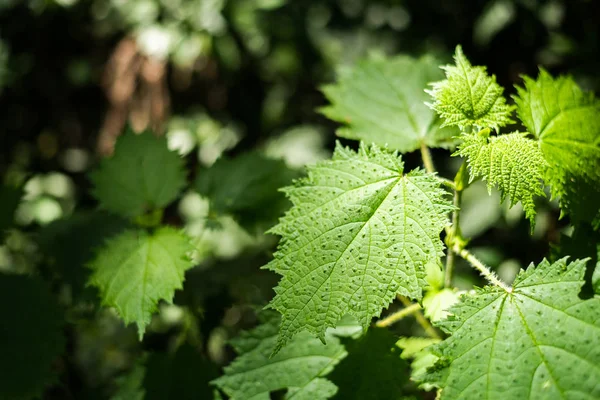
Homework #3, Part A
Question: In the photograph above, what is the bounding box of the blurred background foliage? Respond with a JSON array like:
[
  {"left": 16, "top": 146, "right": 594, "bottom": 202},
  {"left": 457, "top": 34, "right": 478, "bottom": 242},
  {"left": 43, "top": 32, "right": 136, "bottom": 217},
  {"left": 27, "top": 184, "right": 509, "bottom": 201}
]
[{"left": 0, "top": 0, "right": 599, "bottom": 398}]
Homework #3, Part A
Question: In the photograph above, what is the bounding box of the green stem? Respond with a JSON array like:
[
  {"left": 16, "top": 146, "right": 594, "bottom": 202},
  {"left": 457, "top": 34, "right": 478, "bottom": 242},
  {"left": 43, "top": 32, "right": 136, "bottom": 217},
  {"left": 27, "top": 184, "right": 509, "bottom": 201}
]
[
  {"left": 452, "top": 244, "right": 512, "bottom": 292},
  {"left": 420, "top": 142, "right": 435, "bottom": 174},
  {"left": 375, "top": 303, "right": 422, "bottom": 328}
]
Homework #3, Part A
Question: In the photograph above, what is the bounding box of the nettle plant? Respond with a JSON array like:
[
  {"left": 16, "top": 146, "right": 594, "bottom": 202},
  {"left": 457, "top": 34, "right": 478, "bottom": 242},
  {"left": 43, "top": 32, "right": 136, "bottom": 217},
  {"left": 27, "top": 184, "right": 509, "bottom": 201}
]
[
  {"left": 212, "top": 46, "right": 600, "bottom": 399},
  {"left": 5, "top": 45, "right": 599, "bottom": 400}
]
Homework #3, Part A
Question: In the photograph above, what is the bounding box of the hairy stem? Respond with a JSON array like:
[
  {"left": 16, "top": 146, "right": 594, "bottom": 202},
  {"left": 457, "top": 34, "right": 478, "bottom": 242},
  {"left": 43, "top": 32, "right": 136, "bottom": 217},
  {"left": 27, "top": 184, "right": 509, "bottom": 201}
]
[
  {"left": 398, "top": 296, "right": 441, "bottom": 339},
  {"left": 375, "top": 303, "right": 422, "bottom": 327},
  {"left": 420, "top": 142, "right": 435, "bottom": 174},
  {"left": 453, "top": 245, "right": 512, "bottom": 292}
]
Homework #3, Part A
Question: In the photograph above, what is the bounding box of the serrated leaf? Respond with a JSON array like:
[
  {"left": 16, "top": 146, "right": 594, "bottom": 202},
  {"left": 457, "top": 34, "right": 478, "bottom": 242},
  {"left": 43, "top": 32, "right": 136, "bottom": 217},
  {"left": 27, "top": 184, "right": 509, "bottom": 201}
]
[
  {"left": 421, "top": 258, "right": 600, "bottom": 399},
  {"left": 454, "top": 130, "right": 547, "bottom": 226},
  {"left": 194, "top": 151, "right": 298, "bottom": 230},
  {"left": 321, "top": 55, "right": 458, "bottom": 152},
  {"left": 422, "top": 288, "right": 460, "bottom": 323},
  {"left": 266, "top": 142, "right": 452, "bottom": 348},
  {"left": 0, "top": 274, "right": 65, "bottom": 400},
  {"left": 426, "top": 45, "right": 515, "bottom": 131},
  {"left": 329, "top": 328, "right": 407, "bottom": 400},
  {"left": 88, "top": 227, "right": 195, "bottom": 338},
  {"left": 89, "top": 131, "right": 186, "bottom": 218},
  {"left": 211, "top": 313, "right": 346, "bottom": 400},
  {"left": 514, "top": 70, "right": 600, "bottom": 223}
]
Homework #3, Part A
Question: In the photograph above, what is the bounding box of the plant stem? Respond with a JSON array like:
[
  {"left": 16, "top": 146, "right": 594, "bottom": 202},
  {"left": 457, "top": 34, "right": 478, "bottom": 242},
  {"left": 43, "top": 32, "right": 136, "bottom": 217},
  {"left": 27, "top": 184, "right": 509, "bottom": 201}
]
[
  {"left": 420, "top": 142, "right": 435, "bottom": 174},
  {"left": 375, "top": 303, "right": 422, "bottom": 327},
  {"left": 452, "top": 244, "right": 512, "bottom": 292},
  {"left": 444, "top": 189, "right": 462, "bottom": 288},
  {"left": 398, "top": 296, "right": 441, "bottom": 339}
]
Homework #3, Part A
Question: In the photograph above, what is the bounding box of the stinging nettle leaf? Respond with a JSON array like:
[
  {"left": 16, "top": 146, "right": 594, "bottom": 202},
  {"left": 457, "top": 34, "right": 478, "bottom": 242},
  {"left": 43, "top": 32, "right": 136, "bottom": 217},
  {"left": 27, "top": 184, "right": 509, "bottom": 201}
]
[
  {"left": 212, "top": 313, "right": 346, "bottom": 400},
  {"left": 265, "top": 142, "right": 452, "bottom": 349},
  {"left": 454, "top": 130, "right": 548, "bottom": 227},
  {"left": 320, "top": 55, "right": 458, "bottom": 153},
  {"left": 513, "top": 70, "right": 600, "bottom": 225},
  {"left": 426, "top": 45, "right": 515, "bottom": 131},
  {"left": 88, "top": 227, "right": 195, "bottom": 338},
  {"left": 89, "top": 131, "right": 187, "bottom": 218},
  {"left": 420, "top": 257, "right": 600, "bottom": 400}
]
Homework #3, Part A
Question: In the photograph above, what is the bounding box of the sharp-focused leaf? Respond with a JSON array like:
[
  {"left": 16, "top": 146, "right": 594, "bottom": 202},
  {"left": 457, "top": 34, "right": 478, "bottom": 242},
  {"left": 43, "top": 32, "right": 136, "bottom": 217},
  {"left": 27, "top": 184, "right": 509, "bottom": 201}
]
[
  {"left": 144, "top": 344, "right": 217, "bottom": 400},
  {"left": 329, "top": 328, "right": 407, "bottom": 400},
  {"left": 426, "top": 45, "right": 515, "bottom": 131},
  {"left": 421, "top": 258, "right": 600, "bottom": 399},
  {"left": 454, "top": 130, "right": 547, "bottom": 226},
  {"left": 211, "top": 313, "right": 346, "bottom": 400},
  {"left": 0, "top": 184, "right": 21, "bottom": 235},
  {"left": 0, "top": 274, "right": 65, "bottom": 400},
  {"left": 37, "top": 211, "right": 129, "bottom": 301},
  {"left": 321, "top": 55, "right": 458, "bottom": 152},
  {"left": 514, "top": 70, "right": 600, "bottom": 221},
  {"left": 194, "top": 151, "right": 298, "bottom": 230},
  {"left": 89, "top": 131, "right": 187, "bottom": 218},
  {"left": 88, "top": 227, "right": 195, "bottom": 338},
  {"left": 266, "top": 143, "right": 452, "bottom": 348}
]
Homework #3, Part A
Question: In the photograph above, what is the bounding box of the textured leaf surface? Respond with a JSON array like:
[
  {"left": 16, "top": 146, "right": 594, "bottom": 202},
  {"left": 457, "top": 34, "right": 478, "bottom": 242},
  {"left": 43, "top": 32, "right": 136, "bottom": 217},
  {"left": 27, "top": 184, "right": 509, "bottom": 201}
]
[
  {"left": 89, "top": 131, "right": 186, "bottom": 218},
  {"left": 195, "top": 151, "right": 298, "bottom": 230},
  {"left": 212, "top": 313, "right": 346, "bottom": 400},
  {"left": 266, "top": 143, "right": 452, "bottom": 347},
  {"left": 329, "top": 328, "right": 407, "bottom": 400},
  {"left": 88, "top": 227, "right": 195, "bottom": 338},
  {"left": 321, "top": 55, "right": 457, "bottom": 152},
  {"left": 422, "top": 258, "right": 600, "bottom": 399},
  {"left": 455, "top": 130, "right": 547, "bottom": 225},
  {"left": 514, "top": 70, "right": 600, "bottom": 219},
  {"left": 556, "top": 225, "right": 600, "bottom": 296},
  {"left": 0, "top": 275, "right": 65, "bottom": 400},
  {"left": 426, "top": 45, "right": 515, "bottom": 131}
]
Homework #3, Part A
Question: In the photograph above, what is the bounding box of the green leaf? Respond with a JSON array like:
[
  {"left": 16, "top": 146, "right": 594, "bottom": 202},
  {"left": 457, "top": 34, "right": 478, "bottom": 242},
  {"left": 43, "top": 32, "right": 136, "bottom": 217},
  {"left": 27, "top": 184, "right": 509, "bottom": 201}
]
[
  {"left": 88, "top": 227, "right": 195, "bottom": 338},
  {"left": 514, "top": 70, "right": 600, "bottom": 219},
  {"left": 321, "top": 55, "right": 458, "bottom": 152},
  {"left": 212, "top": 313, "right": 346, "bottom": 400},
  {"left": 454, "top": 130, "right": 547, "bottom": 226},
  {"left": 266, "top": 142, "right": 452, "bottom": 348},
  {"left": 89, "top": 131, "right": 187, "bottom": 218},
  {"left": 0, "top": 274, "right": 65, "bottom": 400},
  {"left": 195, "top": 151, "right": 298, "bottom": 230},
  {"left": 426, "top": 45, "right": 515, "bottom": 131},
  {"left": 421, "top": 258, "right": 600, "bottom": 399},
  {"left": 144, "top": 344, "right": 218, "bottom": 400},
  {"left": 329, "top": 328, "right": 408, "bottom": 400}
]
